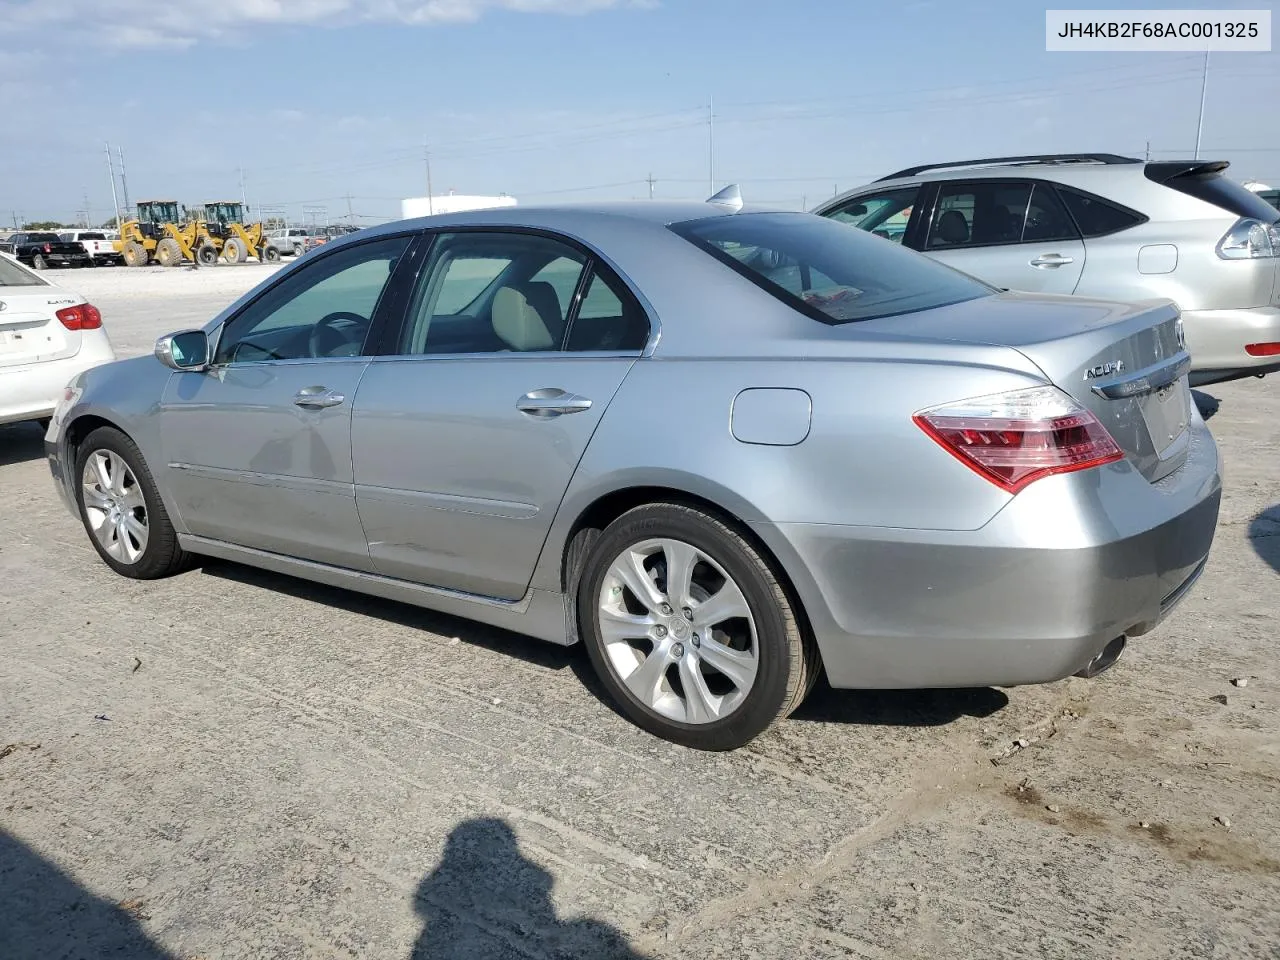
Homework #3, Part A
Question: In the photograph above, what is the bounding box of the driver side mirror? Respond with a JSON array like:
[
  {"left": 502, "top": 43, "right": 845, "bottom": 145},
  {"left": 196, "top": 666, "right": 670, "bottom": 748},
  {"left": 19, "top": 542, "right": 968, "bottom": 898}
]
[{"left": 155, "top": 329, "right": 211, "bottom": 370}]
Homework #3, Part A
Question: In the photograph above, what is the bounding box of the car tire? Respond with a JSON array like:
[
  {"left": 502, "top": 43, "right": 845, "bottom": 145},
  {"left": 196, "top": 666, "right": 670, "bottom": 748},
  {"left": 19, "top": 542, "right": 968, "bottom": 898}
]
[
  {"left": 33, "top": 255, "right": 47, "bottom": 270},
  {"left": 74, "top": 426, "right": 189, "bottom": 580},
  {"left": 223, "top": 238, "right": 246, "bottom": 264},
  {"left": 576, "top": 502, "right": 817, "bottom": 750},
  {"left": 293, "top": 244, "right": 304, "bottom": 257}
]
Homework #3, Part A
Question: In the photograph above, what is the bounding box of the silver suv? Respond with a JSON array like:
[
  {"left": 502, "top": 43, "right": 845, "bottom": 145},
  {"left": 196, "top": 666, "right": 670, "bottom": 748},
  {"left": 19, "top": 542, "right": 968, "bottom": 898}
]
[{"left": 814, "top": 154, "right": 1280, "bottom": 386}]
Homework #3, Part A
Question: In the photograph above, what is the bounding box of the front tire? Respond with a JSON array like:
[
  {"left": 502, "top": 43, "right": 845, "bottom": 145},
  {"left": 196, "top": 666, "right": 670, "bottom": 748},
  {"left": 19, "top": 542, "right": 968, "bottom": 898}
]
[
  {"left": 122, "top": 241, "right": 148, "bottom": 267},
  {"left": 577, "top": 503, "right": 816, "bottom": 750},
  {"left": 222, "top": 238, "right": 246, "bottom": 264},
  {"left": 155, "top": 237, "right": 183, "bottom": 267},
  {"left": 74, "top": 426, "right": 188, "bottom": 580}
]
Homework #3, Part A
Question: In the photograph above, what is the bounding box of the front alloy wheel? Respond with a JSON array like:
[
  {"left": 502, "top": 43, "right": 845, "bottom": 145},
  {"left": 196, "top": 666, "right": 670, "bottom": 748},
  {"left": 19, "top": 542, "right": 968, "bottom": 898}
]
[{"left": 82, "top": 449, "right": 149, "bottom": 563}]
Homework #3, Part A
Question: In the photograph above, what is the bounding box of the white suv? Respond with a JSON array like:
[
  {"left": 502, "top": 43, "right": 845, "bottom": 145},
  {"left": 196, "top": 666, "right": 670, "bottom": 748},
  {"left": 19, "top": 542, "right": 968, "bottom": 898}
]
[{"left": 814, "top": 154, "right": 1280, "bottom": 386}]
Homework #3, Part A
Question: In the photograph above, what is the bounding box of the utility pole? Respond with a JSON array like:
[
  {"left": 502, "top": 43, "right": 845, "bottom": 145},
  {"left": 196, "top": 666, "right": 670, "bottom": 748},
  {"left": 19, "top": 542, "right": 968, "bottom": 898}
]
[
  {"left": 117, "top": 146, "right": 132, "bottom": 213},
  {"left": 646, "top": 173, "right": 656, "bottom": 200},
  {"left": 1194, "top": 51, "right": 1209, "bottom": 160},
  {"left": 105, "top": 142, "right": 121, "bottom": 228},
  {"left": 708, "top": 95, "right": 715, "bottom": 196},
  {"left": 1145, "top": 140, "right": 1151, "bottom": 161},
  {"left": 81, "top": 190, "right": 91, "bottom": 228},
  {"left": 345, "top": 193, "right": 354, "bottom": 225},
  {"left": 424, "top": 141, "right": 436, "bottom": 215},
  {"left": 10, "top": 211, "right": 18, "bottom": 230},
  {"left": 239, "top": 166, "right": 248, "bottom": 212}
]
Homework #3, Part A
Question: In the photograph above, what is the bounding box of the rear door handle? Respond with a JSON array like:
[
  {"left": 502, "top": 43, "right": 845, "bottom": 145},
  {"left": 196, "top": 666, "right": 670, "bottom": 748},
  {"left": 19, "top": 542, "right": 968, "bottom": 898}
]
[
  {"left": 293, "top": 386, "right": 346, "bottom": 409},
  {"left": 517, "top": 389, "right": 593, "bottom": 418},
  {"left": 1030, "top": 253, "right": 1074, "bottom": 268}
]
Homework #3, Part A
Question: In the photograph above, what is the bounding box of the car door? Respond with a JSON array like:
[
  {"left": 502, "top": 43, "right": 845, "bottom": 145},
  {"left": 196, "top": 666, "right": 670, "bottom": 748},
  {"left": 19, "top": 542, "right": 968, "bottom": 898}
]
[
  {"left": 921, "top": 180, "right": 1086, "bottom": 294},
  {"left": 352, "top": 229, "right": 651, "bottom": 600},
  {"left": 159, "top": 233, "right": 417, "bottom": 569}
]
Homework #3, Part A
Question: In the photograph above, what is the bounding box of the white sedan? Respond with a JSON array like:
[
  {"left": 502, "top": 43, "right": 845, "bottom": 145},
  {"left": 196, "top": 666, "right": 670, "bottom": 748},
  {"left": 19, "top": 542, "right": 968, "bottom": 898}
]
[{"left": 0, "top": 252, "right": 115, "bottom": 427}]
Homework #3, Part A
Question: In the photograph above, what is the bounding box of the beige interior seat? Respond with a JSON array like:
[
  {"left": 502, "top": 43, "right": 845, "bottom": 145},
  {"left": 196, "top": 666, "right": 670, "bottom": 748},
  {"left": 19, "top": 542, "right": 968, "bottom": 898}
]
[{"left": 491, "top": 282, "right": 562, "bottom": 352}]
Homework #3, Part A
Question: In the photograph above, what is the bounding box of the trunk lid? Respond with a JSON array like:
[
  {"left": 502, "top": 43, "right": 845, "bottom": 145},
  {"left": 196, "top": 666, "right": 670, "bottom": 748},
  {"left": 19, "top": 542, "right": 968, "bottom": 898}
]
[
  {"left": 862, "top": 291, "right": 1193, "bottom": 482},
  {"left": 0, "top": 290, "right": 81, "bottom": 368}
]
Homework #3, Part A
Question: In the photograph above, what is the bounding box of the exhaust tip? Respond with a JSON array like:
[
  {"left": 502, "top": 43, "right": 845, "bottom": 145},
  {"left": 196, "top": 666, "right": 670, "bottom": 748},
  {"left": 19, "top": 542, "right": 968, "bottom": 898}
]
[{"left": 1075, "top": 635, "right": 1126, "bottom": 679}]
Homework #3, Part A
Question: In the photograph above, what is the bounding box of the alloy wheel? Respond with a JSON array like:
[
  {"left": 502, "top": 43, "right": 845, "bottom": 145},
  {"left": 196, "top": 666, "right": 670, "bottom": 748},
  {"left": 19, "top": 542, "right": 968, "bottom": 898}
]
[{"left": 81, "top": 450, "right": 149, "bottom": 564}]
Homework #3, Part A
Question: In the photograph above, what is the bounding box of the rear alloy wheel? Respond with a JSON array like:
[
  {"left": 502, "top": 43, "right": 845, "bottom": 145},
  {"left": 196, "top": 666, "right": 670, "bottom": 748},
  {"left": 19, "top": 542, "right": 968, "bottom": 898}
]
[
  {"left": 222, "top": 238, "right": 246, "bottom": 264},
  {"left": 578, "top": 503, "right": 816, "bottom": 750},
  {"left": 155, "top": 237, "right": 183, "bottom": 267},
  {"left": 75, "top": 426, "right": 188, "bottom": 579},
  {"left": 32, "top": 255, "right": 47, "bottom": 270}
]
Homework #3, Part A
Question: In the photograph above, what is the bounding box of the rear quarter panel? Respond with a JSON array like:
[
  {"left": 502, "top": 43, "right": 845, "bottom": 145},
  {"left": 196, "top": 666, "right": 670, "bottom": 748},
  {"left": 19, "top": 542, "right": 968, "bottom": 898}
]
[{"left": 529, "top": 353, "right": 1045, "bottom": 593}]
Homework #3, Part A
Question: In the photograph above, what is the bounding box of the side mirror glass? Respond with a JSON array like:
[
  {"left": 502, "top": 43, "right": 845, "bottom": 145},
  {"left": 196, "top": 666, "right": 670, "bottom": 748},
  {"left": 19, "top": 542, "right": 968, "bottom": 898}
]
[{"left": 155, "top": 330, "right": 210, "bottom": 370}]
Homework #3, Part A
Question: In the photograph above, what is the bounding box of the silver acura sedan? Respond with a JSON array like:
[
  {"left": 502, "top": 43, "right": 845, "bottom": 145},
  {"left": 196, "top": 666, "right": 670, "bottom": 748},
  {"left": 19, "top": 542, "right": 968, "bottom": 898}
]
[{"left": 45, "top": 196, "right": 1222, "bottom": 750}]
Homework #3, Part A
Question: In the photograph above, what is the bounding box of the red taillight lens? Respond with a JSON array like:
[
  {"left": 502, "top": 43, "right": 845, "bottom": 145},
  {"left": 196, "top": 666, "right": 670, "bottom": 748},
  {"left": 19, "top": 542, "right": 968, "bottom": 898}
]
[
  {"left": 56, "top": 303, "right": 103, "bottom": 331},
  {"left": 914, "top": 385, "right": 1123, "bottom": 493},
  {"left": 43, "top": 243, "right": 51, "bottom": 253},
  {"left": 1245, "top": 342, "right": 1280, "bottom": 357}
]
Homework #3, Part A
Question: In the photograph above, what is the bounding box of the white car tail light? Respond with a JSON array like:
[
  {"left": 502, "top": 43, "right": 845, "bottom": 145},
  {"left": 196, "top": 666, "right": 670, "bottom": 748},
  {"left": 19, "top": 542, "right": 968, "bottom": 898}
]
[
  {"left": 56, "top": 303, "right": 102, "bottom": 330},
  {"left": 913, "top": 385, "right": 1123, "bottom": 493},
  {"left": 1217, "top": 218, "right": 1280, "bottom": 260}
]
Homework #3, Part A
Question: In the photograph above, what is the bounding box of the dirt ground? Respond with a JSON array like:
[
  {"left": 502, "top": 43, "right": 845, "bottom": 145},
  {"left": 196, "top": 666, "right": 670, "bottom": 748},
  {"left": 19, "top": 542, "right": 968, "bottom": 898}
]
[{"left": 1, "top": 265, "right": 1277, "bottom": 959}]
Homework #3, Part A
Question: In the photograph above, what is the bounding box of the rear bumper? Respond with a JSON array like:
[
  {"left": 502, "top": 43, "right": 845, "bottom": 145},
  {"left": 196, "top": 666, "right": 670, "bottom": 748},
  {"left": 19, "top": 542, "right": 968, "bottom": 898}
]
[
  {"left": 755, "top": 419, "right": 1222, "bottom": 689},
  {"left": 0, "top": 338, "right": 116, "bottom": 426},
  {"left": 1182, "top": 306, "right": 1280, "bottom": 385}
]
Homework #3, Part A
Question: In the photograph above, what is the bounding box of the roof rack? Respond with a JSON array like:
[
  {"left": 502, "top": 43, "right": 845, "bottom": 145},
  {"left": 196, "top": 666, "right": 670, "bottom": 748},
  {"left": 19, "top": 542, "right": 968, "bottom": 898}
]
[{"left": 876, "top": 153, "right": 1142, "bottom": 182}]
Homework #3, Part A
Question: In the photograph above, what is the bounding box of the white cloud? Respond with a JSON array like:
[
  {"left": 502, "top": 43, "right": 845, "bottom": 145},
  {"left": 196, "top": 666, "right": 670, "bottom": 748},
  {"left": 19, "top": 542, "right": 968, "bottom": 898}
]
[{"left": 3, "top": 0, "right": 649, "bottom": 49}]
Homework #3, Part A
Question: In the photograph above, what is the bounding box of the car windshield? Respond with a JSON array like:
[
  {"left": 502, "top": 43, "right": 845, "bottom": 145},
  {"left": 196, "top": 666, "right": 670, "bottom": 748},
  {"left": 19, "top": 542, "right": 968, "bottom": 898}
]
[
  {"left": 672, "top": 212, "right": 992, "bottom": 324},
  {"left": 0, "top": 256, "right": 46, "bottom": 286}
]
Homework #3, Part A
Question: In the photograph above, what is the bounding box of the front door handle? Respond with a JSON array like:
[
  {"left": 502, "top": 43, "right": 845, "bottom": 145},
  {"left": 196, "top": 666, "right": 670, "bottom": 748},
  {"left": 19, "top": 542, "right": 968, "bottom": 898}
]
[
  {"left": 1030, "top": 253, "right": 1075, "bottom": 268},
  {"left": 294, "top": 386, "right": 346, "bottom": 409},
  {"left": 517, "top": 389, "right": 593, "bottom": 418}
]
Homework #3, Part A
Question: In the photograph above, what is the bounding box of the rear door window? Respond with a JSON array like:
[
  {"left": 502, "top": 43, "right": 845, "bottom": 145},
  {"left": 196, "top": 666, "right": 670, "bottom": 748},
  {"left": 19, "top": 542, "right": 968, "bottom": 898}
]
[
  {"left": 927, "top": 181, "right": 1032, "bottom": 249},
  {"left": 1021, "top": 184, "right": 1080, "bottom": 242}
]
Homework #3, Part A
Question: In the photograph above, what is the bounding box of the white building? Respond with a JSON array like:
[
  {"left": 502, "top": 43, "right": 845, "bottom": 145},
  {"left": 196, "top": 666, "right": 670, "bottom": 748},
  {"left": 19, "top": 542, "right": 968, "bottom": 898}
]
[{"left": 401, "top": 193, "right": 517, "bottom": 219}]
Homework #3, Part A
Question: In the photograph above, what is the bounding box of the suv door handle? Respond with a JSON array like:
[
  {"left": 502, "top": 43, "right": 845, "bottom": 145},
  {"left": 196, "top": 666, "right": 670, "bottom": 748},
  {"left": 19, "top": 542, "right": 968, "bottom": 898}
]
[
  {"left": 293, "top": 386, "right": 346, "bottom": 409},
  {"left": 1030, "top": 253, "right": 1074, "bottom": 268},
  {"left": 517, "top": 389, "right": 593, "bottom": 418}
]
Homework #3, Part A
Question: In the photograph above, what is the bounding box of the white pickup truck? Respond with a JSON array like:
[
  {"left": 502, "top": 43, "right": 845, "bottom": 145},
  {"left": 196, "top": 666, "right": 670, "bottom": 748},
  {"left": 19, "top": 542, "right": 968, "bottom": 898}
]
[{"left": 58, "top": 230, "right": 124, "bottom": 267}]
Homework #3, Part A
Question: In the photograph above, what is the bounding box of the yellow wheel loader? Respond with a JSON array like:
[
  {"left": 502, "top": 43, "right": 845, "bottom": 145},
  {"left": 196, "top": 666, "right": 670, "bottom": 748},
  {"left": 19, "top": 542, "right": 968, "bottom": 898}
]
[
  {"left": 115, "top": 201, "right": 199, "bottom": 267},
  {"left": 203, "top": 202, "right": 280, "bottom": 264}
]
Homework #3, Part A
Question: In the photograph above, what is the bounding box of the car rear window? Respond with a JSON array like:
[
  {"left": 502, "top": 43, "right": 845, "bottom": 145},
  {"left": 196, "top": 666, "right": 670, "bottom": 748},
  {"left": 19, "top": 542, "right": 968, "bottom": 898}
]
[
  {"left": 1148, "top": 164, "right": 1280, "bottom": 222},
  {"left": 0, "top": 256, "right": 46, "bottom": 286},
  {"left": 80, "top": 232, "right": 106, "bottom": 240},
  {"left": 672, "top": 212, "right": 992, "bottom": 324},
  {"left": 27, "top": 232, "right": 59, "bottom": 242}
]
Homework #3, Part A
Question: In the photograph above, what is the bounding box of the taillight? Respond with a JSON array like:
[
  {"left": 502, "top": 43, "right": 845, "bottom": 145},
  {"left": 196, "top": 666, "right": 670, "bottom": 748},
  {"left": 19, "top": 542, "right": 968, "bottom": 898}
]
[
  {"left": 56, "top": 303, "right": 103, "bottom": 331},
  {"left": 43, "top": 243, "right": 52, "bottom": 253},
  {"left": 913, "top": 385, "right": 1123, "bottom": 493},
  {"left": 1216, "top": 218, "right": 1280, "bottom": 260},
  {"left": 1245, "top": 342, "right": 1280, "bottom": 357}
]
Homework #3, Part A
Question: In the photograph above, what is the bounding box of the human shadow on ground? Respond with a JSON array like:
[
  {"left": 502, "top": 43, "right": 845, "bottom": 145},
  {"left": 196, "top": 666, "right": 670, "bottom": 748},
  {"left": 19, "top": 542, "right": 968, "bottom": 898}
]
[
  {"left": 410, "top": 818, "right": 649, "bottom": 960},
  {"left": 0, "top": 421, "right": 47, "bottom": 467},
  {"left": 0, "top": 829, "right": 175, "bottom": 960},
  {"left": 1249, "top": 505, "right": 1280, "bottom": 575}
]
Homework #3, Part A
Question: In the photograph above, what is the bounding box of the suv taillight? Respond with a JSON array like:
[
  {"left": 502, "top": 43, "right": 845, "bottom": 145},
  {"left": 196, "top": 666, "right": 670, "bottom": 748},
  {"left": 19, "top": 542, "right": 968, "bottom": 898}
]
[
  {"left": 913, "top": 385, "right": 1123, "bottom": 493},
  {"left": 1217, "top": 218, "right": 1280, "bottom": 260},
  {"left": 56, "top": 303, "right": 102, "bottom": 331}
]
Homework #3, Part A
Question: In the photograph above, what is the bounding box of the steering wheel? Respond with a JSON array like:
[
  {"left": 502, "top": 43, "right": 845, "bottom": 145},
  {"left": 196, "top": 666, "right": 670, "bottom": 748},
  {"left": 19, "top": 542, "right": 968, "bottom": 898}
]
[{"left": 309, "top": 311, "right": 368, "bottom": 358}]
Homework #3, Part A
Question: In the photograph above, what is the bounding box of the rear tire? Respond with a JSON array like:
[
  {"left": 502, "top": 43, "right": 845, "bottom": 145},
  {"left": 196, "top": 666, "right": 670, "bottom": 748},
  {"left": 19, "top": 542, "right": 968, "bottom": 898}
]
[
  {"left": 155, "top": 238, "right": 183, "bottom": 267},
  {"left": 263, "top": 245, "right": 281, "bottom": 263},
  {"left": 33, "top": 255, "right": 47, "bottom": 270},
  {"left": 196, "top": 244, "right": 219, "bottom": 266},
  {"left": 74, "top": 426, "right": 188, "bottom": 580},
  {"left": 576, "top": 503, "right": 815, "bottom": 751},
  {"left": 222, "top": 238, "right": 246, "bottom": 264}
]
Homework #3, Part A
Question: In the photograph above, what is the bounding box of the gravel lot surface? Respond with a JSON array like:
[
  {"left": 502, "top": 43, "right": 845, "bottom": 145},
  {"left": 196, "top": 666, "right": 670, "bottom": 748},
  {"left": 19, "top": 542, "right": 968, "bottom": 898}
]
[{"left": 1, "top": 265, "right": 1277, "bottom": 959}]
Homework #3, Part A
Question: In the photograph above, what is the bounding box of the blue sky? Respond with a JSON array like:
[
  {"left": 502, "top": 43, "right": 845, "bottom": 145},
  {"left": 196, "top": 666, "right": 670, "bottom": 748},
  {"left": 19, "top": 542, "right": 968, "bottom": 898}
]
[{"left": 3, "top": 0, "right": 1277, "bottom": 226}]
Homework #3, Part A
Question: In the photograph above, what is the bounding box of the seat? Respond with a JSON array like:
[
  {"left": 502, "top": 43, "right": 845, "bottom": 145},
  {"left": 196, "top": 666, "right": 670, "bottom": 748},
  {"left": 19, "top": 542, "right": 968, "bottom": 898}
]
[
  {"left": 490, "top": 281, "right": 563, "bottom": 352},
  {"left": 934, "top": 209, "right": 970, "bottom": 245}
]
